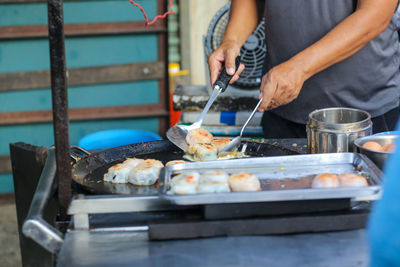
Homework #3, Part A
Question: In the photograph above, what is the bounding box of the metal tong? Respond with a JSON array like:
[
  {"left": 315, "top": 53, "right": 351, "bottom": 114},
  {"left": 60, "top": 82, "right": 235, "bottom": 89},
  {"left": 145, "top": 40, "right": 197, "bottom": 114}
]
[{"left": 167, "top": 57, "right": 241, "bottom": 151}]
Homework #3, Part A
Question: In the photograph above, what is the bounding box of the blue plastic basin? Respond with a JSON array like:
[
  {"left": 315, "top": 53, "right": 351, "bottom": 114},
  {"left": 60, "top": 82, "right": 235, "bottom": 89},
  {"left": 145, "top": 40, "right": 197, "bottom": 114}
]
[{"left": 78, "top": 129, "right": 162, "bottom": 150}]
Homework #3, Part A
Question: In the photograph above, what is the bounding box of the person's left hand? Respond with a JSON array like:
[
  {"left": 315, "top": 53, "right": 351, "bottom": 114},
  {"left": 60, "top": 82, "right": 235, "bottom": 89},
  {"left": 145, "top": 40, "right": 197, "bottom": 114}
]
[{"left": 258, "top": 60, "right": 307, "bottom": 111}]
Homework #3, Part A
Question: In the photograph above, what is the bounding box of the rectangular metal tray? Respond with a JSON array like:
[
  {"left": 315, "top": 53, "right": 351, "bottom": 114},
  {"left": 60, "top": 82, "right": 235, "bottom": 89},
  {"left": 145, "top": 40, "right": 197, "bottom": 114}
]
[{"left": 158, "top": 153, "right": 383, "bottom": 205}]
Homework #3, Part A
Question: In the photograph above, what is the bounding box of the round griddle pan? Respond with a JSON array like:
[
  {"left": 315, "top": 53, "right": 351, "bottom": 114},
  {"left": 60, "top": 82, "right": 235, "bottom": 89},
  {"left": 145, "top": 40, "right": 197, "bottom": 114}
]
[{"left": 71, "top": 140, "right": 299, "bottom": 195}]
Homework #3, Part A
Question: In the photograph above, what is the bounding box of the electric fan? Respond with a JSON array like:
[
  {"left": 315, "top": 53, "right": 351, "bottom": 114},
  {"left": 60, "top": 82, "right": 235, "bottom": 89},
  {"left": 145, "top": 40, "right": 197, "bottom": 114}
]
[{"left": 203, "top": 2, "right": 267, "bottom": 97}]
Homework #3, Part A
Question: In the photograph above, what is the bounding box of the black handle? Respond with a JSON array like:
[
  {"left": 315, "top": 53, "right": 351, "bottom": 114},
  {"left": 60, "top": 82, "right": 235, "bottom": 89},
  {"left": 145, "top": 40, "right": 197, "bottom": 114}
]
[{"left": 213, "top": 56, "right": 241, "bottom": 93}]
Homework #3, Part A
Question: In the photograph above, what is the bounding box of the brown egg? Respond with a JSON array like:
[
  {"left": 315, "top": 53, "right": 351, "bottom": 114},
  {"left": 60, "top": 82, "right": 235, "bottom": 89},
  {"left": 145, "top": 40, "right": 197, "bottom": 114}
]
[
  {"left": 362, "top": 141, "right": 383, "bottom": 151},
  {"left": 338, "top": 173, "right": 368, "bottom": 187},
  {"left": 311, "top": 173, "right": 339, "bottom": 188},
  {"left": 228, "top": 173, "right": 261, "bottom": 192},
  {"left": 382, "top": 143, "right": 396, "bottom": 152}
]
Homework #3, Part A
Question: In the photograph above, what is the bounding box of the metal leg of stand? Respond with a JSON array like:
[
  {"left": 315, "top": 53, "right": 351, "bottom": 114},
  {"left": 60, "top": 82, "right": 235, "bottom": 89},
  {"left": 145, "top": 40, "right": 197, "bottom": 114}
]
[{"left": 47, "top": 0, "right": 71, "bottom": 219}]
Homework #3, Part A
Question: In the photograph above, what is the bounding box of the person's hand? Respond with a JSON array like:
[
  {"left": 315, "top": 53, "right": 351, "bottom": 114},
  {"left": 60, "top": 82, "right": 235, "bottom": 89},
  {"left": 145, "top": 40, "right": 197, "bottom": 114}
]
[
  {"left": 208, "top": 40, "right": 245, "bottom": 86},
  {"left": 258, "top": 60, "right": 307, "bottom": 111}
]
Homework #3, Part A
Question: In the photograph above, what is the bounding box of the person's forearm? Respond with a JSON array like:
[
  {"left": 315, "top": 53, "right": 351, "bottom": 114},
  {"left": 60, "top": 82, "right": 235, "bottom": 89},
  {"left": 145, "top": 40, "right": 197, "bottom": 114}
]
[
  {"left": 222, "top": 0, "right": 258, "bottom": 47},
  {"left": 292, "top": 0, "right": 398, "bottom": 80}
]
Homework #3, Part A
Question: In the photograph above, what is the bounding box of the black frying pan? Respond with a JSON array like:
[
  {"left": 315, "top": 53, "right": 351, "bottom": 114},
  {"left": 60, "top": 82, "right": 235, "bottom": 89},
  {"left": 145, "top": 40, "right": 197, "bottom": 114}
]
[{"left": 71, "top": 140, "right": 300, "bottom": 195}]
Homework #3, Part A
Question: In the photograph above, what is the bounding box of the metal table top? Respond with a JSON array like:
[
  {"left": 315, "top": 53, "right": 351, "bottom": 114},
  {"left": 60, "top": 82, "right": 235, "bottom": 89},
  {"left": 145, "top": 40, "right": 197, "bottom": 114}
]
[{"left": 57, "top": 229, "right": 368, "bottom": 267}]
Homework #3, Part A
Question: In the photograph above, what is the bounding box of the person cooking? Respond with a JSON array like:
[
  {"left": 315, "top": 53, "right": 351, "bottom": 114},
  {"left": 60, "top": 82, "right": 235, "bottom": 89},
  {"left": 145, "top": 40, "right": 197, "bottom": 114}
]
[{"left": 208, "top": 0, "right": 400, "bottom": 138}]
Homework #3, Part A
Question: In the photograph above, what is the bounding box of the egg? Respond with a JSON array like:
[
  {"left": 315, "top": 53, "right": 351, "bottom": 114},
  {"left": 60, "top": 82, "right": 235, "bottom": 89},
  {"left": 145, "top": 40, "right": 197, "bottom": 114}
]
[
  {"left": 198, "top": 170, "right": 230, "bottom": 193},
  {"left": 166, "top": 160, "right": 187, "bottom": 166},
  {"left": 169, "top": 172, "right": 200, "bottom": 195},
  {"left": 127, "top": 159, "right": 164, "bottom": 186},
  {"left": 362, "top": 141, "right": 383, "bottom": 151},
  {"left": 338, "top": 173, "right": 368, "bottom": 187},
  {"left": 382, "top": 143, "right": 396, "bottom": 152},
  {"left": 197, "top": 181, "right": 231, "bottom": 193},
  {"left": 141, "top": 159, "right": 164, "bottom": 169},
  {"left": 211, "top": 138, "right": 231, "bottom": 152},
  {"left": 200, "top": 170, "right": 229, "bottom": 183},
  {"left": 104, "top": 158, "right": 164, "bottom": 185},
  {"left": 122, "top": 158, "right": 144, "bottom": 168},
  {"left": 103, "top": 163, "right": 132, "bottom": 184},
  {"left": 311, "top": 173, "right": 339, "bottom": 188},
  {"left": 228, "top": 172, "right": 261, "bottom": 192},
  {"left": 185, "top": 128, "right": 214, "bottom": 147},
  {"left": 187, "top": 143, "right": 218, "bottom": 161}
]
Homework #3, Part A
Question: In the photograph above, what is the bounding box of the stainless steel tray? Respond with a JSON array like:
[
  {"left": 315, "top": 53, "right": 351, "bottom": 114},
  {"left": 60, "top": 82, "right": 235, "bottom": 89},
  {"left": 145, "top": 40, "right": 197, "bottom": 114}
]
[{"left": 158, "top": 153, "right": 383, "bottom": 205}]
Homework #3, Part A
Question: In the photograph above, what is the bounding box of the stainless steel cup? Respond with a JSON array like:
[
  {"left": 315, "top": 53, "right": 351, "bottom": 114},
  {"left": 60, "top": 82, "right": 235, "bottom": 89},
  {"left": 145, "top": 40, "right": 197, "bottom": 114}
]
[{"left": 307, "top": 107, "right": 372, "bottom": 153}]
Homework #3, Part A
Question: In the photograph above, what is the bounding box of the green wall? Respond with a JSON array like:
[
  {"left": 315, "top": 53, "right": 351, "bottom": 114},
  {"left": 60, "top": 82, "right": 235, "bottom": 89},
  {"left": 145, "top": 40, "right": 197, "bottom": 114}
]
[
  {"left": 0, "top": 0, "right": 163, "bottom": 193},
  {"left": 0, "top": 0, "right": 157, "bottom": 26},
  {"left": 0, "top": 81, "right": 160, "bottom": 112}
]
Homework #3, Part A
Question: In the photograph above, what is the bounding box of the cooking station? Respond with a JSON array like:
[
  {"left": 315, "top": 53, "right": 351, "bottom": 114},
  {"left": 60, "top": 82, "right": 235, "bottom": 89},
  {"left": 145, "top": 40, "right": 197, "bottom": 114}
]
[
  {"left": 11, "top": 138, "right": 377, "bottom": 267},
  {"left": 9, "top": 1, "right": 381, "bottom": 267}
]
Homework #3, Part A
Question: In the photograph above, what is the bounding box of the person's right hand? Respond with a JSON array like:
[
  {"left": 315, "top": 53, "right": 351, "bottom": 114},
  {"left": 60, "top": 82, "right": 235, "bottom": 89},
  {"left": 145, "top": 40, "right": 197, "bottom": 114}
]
[{"left": 207, "top": 40, "right": 245, "bottom": 86}]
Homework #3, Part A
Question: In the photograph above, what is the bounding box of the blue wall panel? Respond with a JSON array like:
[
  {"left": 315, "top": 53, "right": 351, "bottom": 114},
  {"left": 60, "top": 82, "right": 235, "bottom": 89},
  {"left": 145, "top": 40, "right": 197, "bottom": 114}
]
[
  {"left": 1, "top": 117, "right": 160, "bottom": 154},
  {"left": 0, "top": 173, "right": 14, "bottom": 194},
  {"left": 0, "top": 0, "right": 163, "bottom": 194},
  {"left": 0, "top": 0, "right": 157, "bottom": 26},
  {"left": 0, "top": 80, "right": 160, "bottom": 112},
  {"left": 0, "top": 118, "right": 160, "bottom": 193},
  {"left": 0, "top": 34, "right": 158, "bottom": 73}
]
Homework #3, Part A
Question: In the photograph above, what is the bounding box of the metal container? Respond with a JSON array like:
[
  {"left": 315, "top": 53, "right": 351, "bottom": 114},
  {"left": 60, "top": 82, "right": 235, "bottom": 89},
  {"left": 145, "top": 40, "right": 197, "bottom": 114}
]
[
  {"left": 307, "top": 108, "right": 372, "bottom": 153},
  {"left": 354, "top": 134, "right": 398, "bottom": 169},
  {"left": 159, "top": 153, "right": 382, "bottom": 205}
]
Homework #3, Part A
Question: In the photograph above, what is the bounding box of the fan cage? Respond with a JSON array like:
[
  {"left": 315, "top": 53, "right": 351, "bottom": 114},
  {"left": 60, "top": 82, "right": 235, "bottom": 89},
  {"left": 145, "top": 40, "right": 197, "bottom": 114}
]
[{"left": 205, "top": 3, "right": 266, "bottom": 90}]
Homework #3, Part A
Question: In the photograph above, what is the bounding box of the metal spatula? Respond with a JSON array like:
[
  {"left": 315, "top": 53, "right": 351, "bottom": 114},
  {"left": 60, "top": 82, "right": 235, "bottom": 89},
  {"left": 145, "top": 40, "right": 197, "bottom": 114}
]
[
  {"left": 220, "top": 97, "right": 263, "bottom": 153},
  {"left": 167, "top": 57, "right": 241, "bottom": 151}
]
